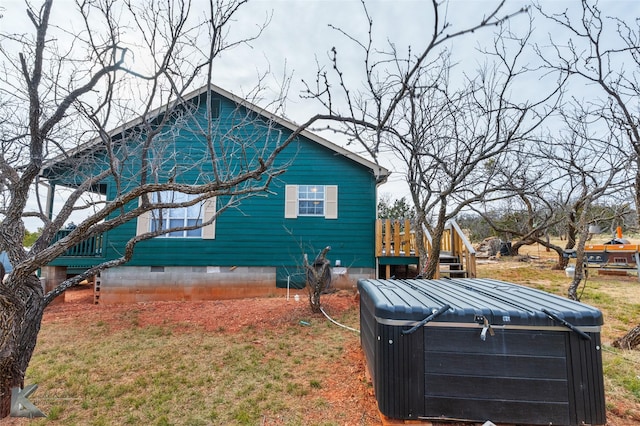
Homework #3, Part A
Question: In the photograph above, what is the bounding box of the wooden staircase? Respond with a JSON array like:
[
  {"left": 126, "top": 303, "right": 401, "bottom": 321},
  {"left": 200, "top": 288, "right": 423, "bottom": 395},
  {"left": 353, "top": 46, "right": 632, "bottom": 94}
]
[
  {"left": 375, "top": 219, "right": 476, "bottom": 279},
  {"left": 436, "top": 253, "right": 468, "bottom": 278}
]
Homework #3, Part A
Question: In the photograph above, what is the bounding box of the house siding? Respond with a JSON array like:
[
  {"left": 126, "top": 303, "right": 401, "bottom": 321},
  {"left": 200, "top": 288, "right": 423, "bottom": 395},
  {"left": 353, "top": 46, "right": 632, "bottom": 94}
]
[{"left": 96, "top": 140, "right": 377, "bottom": 268}]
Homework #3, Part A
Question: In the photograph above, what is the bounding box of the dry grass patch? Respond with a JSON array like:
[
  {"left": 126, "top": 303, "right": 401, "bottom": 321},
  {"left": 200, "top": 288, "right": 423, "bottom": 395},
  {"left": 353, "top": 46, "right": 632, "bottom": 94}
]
[{"left": 7, "top": 292, "right": 378, "bottom": 426}]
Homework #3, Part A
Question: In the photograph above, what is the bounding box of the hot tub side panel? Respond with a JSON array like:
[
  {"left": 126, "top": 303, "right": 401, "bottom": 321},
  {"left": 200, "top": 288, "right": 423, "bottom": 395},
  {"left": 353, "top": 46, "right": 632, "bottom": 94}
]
[
  {"left": 359, "top": 288, "right": 377, "bottom": 381},
  {"left": 421, "top": 326, "right": 605, "bottom": 425},
  {"left": 422, "top": 326, "right": 571, "bottom": 424},
  {"left": 375, "top": 321, "right": 424, "bottom": 419},
  {"left": 357, "top": 278, "right": 606, "bottom": 425},
  {"left": 566, "top": 331, "right": 606, "bottom": 425},
  {"left": 359, "top": 282, "right": 425, "bottom": 420}
]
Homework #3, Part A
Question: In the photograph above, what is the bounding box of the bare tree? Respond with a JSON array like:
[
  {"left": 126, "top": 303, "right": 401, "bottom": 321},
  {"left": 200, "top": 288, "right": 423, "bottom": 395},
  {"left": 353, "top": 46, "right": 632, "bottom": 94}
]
[
  {"left": 535, "top": 101, "right": 632, "bottom": 300},
  {"left": 536, "top": 0, "right": 640, "bottom": 228},
  {"left": 302, "top": 0, "right": 528, "bottom": 161},
  {"left": 302, "top": 1, "right": 564, "bottom": 278},
  {"left": 0, "top": 0, "right": 323, "bottom": 418},
  {"left": 472, "top": 137, "right": 579, "bottom": 267},
  {"left": 471, "top": 159, "right": 566, "bottom": 261},
  {"left": 383, "top": 19, "right": 562, "bottom": 278},
  {"left": 477, "top": 147, "right": 631, "bottom": 273}
]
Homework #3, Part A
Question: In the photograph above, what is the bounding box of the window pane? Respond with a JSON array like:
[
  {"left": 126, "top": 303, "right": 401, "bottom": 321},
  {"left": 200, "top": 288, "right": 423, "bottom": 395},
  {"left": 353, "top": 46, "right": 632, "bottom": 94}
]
[
  {"left": 186, "top": 219, "right": 202, "bottom": 237},
  {"left": 168, "top": 207, "right": 183, "bottom": 218},
  {"left": 300, "top": 200, "right": 324, "bottom": 215},
  {"left": 151, "top": 219, "right": 163, "bottom": 232},
  {"left": 168, "top": 219, "right": 183, "bottom": 237},
  {"left": 150, "top": 191, "right": 204, "bottom": 237},
  {"left": 186, "top": 203, "right": 201, "bottom": 217},
  {"left": 298, "top": 185, "right": 325, "bottom": 216}
]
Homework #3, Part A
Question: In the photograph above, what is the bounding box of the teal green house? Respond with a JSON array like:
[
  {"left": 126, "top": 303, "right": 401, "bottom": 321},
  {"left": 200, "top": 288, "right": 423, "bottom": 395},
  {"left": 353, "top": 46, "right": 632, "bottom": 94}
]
[{"left": 41, "top": 85, "right": 389, "bottom": 303}]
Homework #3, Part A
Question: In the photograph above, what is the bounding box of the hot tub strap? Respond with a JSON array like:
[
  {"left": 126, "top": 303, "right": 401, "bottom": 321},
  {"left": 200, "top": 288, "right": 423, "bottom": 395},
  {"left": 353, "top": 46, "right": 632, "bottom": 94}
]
[
  {"left": 480, "top": 317, "right": 495, "bottom": 341},
  {"left": 542, "top": 308, "right": 592, "bottom": 341},
  {"left": 402, "top": 304, "right": 451, "bottom": 335}
]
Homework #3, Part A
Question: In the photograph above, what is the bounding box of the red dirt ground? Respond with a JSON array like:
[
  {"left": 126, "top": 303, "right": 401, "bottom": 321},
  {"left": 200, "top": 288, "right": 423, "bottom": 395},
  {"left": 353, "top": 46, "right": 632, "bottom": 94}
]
[
  {"left": 39, "top": 286, "right": 383, "bottom": 426},
  {"left": 7, "top": 285, "right": 640, "bottom": 425}
]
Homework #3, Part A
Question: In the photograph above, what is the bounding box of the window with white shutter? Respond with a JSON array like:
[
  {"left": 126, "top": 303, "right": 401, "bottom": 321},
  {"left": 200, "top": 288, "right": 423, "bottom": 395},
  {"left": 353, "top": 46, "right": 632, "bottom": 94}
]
[
  {"left": 284, "top": 185, "right": 338, "bottom": 219},
  {"left": 136, "top": 193, "right": 216, "bottom": 238}
]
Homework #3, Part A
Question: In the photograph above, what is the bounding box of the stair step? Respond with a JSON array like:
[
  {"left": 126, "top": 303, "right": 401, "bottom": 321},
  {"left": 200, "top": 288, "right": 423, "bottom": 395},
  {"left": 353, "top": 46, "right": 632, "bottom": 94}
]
[{"left": 439, "top": 269, "right": 468, "bottom": 276}]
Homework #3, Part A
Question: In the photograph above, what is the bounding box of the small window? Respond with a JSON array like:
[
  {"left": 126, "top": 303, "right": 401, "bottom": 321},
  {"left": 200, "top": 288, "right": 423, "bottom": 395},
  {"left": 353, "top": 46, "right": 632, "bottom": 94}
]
[
  {"left": 285, "top": 185, "right": 337, "bottom": 219},
  {"left": 150, "top": 191, "right": 203, "bottom": 238},
  {"left": 298, "top": 185, "right": 325, "bottom": 216}
]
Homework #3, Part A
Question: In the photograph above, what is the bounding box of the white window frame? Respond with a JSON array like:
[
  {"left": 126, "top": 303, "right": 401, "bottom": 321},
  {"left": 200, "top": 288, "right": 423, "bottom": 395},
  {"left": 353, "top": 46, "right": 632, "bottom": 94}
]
[
  {"left": 298, "top": 185, "right": 325, "bottom": 216},
  {"left": 136, "top": 193, "right": 217, "bottom": 239},
  {"left": 151, "top": 191, "right": 203, "bottom": 238},
  {"left": 285, "top": 185, "right": 337, "bottom": 219}
]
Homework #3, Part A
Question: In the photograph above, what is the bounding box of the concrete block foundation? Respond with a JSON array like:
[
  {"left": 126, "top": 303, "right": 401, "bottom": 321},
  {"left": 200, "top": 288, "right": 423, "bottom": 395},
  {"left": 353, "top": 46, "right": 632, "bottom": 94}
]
[{"left": 95, "top": 265, "right": 374, "bottom": 304}]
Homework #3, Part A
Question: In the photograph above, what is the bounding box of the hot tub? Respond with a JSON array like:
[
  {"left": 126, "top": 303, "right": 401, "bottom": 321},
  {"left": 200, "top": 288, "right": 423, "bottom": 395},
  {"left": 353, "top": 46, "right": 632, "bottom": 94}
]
[{"left": 358, "top": 278, "right": 605, "bottom": 425}]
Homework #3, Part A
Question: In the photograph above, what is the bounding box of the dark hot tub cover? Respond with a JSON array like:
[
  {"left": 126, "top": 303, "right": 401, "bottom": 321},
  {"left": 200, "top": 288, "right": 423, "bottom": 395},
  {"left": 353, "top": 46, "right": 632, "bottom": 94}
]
[{"left": 358, "top": 277, "right": 605, "bottom": 425}]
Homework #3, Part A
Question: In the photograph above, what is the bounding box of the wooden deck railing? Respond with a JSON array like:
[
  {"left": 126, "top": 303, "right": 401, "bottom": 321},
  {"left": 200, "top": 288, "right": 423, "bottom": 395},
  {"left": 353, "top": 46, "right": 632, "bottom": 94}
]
[
  {"left": 52, "top": 230, "right": 104, "bottom": 257},
  {"left": 376, "top": 219, "right": 476, "bottom": 278},
  {"left": 449, "top": 220, "right": 477, "bottom": 278},
  {"left": 375, "top": 219, "right": 415, "bottom": 257}
]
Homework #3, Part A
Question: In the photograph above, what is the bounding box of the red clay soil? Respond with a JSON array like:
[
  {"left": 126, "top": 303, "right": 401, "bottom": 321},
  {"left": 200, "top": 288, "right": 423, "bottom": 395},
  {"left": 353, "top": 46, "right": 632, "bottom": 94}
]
[
  {"left": 6, "top": 286, "right": 640, "bottom": 426},
  {"left": 34, "top": 286, "right": 383, "bottom": 426}
]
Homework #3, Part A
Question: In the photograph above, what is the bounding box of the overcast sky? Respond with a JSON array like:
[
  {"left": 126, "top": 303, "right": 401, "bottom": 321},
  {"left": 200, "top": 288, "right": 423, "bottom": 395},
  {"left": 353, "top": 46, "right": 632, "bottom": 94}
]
[
  {"left": 206, "top": 0, "right": 639, "bottom": 198},
  {"left": 2, "top": 0, "right": 639, "bottom": 230}
]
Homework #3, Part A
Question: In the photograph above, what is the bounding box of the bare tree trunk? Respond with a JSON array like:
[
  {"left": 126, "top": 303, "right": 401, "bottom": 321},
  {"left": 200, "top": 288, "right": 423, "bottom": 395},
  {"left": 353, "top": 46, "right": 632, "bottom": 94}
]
[
  {"left": 0, "top": 276, "right": 45, "bottom": 418},
  {"left": 635, "top": 171, "right": 640, "bottom": 229},
  {"left": 568, "top": 212, "right": 592, "bottom": 301},
  {"left": 612, "top": 324, "right": 640, "bottom": 350},
  {"left": 0, "top": 377, "right": 9, "bottom": 419},
  {"left": 557, "top": 255, "right": 570, "bottom": 270},
  {"left": 510, "top": 240, "right": 525, "bottom": 256},
  {"left": 415, "top": 227, "right": 429, "bottom": 277},
  {"left": 537, "top": 242, "right": 569, "bottom": 270},
  {"left": 568, "top": 260, "right": 585, "bottom": 301},
  {"left": 423, "top": 220, "right": 446, "bottom": 280}
]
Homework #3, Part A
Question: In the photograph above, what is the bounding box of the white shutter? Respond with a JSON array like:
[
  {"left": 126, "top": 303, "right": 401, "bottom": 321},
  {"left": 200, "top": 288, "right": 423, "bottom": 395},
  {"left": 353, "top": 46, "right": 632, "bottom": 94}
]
[
  {"left": 136, "top": 198, "right": 150, "bottom": 235},
  {"left": 285, "top": 185, "right": 298, "bottom": 218},
  {"left": 202, "top": 197, "right": 217, "bottom": 239},
  {"left": 325, "top": 185, "right": 338, "bottom": 219}
]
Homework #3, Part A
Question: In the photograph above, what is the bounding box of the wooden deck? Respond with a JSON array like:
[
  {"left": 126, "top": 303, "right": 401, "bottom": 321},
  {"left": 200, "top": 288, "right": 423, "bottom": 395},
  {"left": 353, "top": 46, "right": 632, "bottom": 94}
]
[{"left": 375, "top": 219, "right": 476, "bottom": 279}]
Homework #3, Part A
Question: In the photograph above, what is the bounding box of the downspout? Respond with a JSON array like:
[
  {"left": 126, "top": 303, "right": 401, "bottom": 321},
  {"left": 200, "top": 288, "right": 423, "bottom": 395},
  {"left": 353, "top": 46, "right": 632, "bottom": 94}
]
[
  {"left": 374, "top": 168, "right": 390, "bottom": 280},
  {"left": 46, "top": 182, "right": 55, "bottom": 220},
  {"left": 35, "top": 177, "right": 55, "bottom": 220}
]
